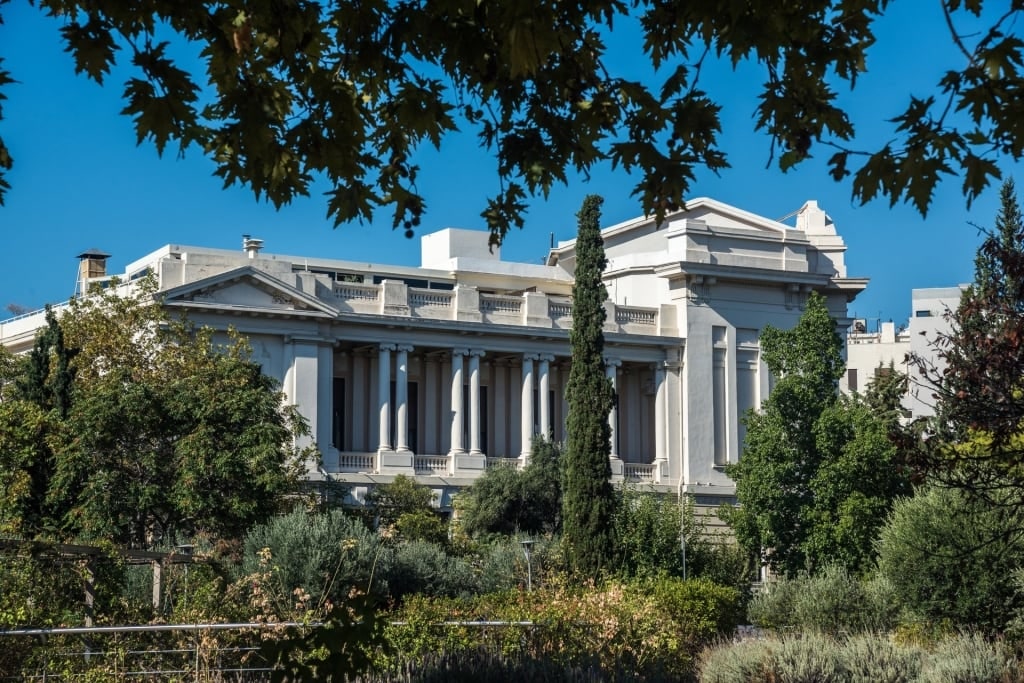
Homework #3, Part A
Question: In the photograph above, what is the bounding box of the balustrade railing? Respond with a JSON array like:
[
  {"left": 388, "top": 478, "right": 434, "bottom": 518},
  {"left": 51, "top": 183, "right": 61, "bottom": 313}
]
[
  {"left": 338, "top": 452, "right": 375, "bottom": 472},
  {"left": 486, "top": 457, "right": 522, "bottom": 470},
  {"left": 326, "top": 285, "right": 660, "bottom": 333},
  {"left": 333, "top": 283, "right": 380, "bottom": 301},
  {"left": 415, "top": 455, "right": 450, "bottom": 474},
  {"left": 615, "top": 306, "right": 657, "bottom": 327},
  {"left": 623, "top": 463, "right": 656, "bottom": 482},
  {"left": 480, "top": 294, "right": 522, "bottom": 314},
  {"left": 548, "top": 300, "right": 573, "bottom": 320},
  {"left": 409, "top": 288, "right": 454, "bottom": 310}
]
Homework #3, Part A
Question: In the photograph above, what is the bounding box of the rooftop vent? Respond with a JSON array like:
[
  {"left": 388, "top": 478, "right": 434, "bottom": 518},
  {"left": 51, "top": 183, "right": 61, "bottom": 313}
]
[{"left": 242, "top": 235, "right": 264, "bottom": 259}]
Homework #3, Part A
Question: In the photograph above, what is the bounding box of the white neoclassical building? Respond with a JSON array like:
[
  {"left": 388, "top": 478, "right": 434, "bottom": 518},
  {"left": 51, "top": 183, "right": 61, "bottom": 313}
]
[{"left": 0, "top": 198, "right": 866, "bottom": 510}]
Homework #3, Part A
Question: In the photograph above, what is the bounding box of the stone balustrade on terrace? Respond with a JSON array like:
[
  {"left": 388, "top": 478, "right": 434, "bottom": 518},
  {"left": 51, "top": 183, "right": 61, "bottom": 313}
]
[{"left": 330, "top": 280, "right": 670, "bottom": 335}]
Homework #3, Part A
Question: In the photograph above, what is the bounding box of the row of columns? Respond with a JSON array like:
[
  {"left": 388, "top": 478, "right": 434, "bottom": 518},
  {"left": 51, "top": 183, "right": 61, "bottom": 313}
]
[{"left": 370, "top": 343, "right": 667, "bottom": 464}]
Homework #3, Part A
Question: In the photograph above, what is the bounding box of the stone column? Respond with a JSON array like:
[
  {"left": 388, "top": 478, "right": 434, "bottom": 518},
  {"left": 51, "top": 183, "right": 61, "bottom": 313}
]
[
  {"left": 520, "top": 354, "right": 537, "bottom": 460},
  {"left": 493, "top": 360, "right": 507, "bottom": 457},
  {"left": 352, "top": 350, "right": 367, "bottom": 451},
  {"left": 538, "top": 354, "right": 554, "bottom": 437},
  {"left": 395, "top": 344, "right": 413, "bottom": 453},
  {"left": 605, "top": 358, "right": 622, "bottom": 459},
  {"left": 377, "top": 343, "right": 395, "bottom": 453},
  {"left": 449, "top": 349, "right": 467, "bottom": 455},
  {"left": 469, "top": 349, "right": 485, "bottom": 455},
  {"left": 654, "top": 361, "right": 667, "bottom": 467},
  {"left": 605, "top": 357, "right": 624, "bottom": 477},
  {"left": 424, "top": 354, "right": 439, "bottom": 454}
]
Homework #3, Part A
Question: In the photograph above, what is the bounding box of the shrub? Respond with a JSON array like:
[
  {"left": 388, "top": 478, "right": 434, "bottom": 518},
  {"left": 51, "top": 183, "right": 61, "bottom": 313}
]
[
  {"left": 747, "top": 565, "right": 900, "bottom": 635},
  {"left": 767, "top": 633, "right": 844, "bottom": 682},
  {"left": 842, "top": 633, "right": 924, "bottom": 683},
  {"left": 918, "top": 633, "right": 1021, "bottom": 683},
  {"left": 699, "top": 639, "right": 773, "bottom": 683},
  {"left": 240, "top": 507, "right": 387, "bottom": 613},
  {"left": 384, "top": 540, "right": 482, "bottom": 602},
  {"left": 457, "top": 437, "right": 562, "bottom": 537},
  {"left": 877, "top": 486, "right": 1024, "bottom": 634},
  {"left": 385, "top": 575, "right": 741, "bottom": 681}
]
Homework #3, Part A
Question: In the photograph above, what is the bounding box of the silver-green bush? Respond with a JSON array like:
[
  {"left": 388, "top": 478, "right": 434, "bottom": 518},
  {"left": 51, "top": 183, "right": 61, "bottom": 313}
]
[{"left": 918, "top": 633, "right": 1020, "bottom": 683}]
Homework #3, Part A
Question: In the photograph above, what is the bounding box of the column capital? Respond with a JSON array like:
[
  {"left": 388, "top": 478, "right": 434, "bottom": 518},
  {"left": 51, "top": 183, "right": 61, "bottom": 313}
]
[
  {"left": 469, "top": 348, "right": 487, "bottom": 358},
  {"left": 538, "top": 353, "right": 555, "bottom": 363},
  {"left": 379, "top": 342, "right": 397, "bottom": 352},
  {"left": 396, "top": 343, "right": 414, "bottom": 353},
  {"left": 522, "top": 353, "right": 540, "bottom": 362},
  {"left": 451, "top": 347, "right": 470, "bottom": 357},
  {"left": 604, "top": 357, "right": 623, "bottom": 368}
]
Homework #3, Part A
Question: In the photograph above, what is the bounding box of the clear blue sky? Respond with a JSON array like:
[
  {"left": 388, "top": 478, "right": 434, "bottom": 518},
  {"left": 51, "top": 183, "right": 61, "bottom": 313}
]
[{"left": 1, "top": 3, "right": 1019, "bottom": 327}]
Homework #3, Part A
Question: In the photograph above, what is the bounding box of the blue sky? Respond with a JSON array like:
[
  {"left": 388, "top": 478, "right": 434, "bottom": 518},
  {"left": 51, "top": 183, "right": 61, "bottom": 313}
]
[{"left": 1, "top": 3, "right": 1020, "bottom": 327}]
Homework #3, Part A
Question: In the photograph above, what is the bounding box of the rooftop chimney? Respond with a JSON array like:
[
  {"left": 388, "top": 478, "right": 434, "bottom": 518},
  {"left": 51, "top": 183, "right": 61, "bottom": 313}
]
[
  {"left": 76, "top": 248, "right": 111, "bottom": 296},
  {"left": 242, "top": 235, "right": 264, "bottom": 259}
]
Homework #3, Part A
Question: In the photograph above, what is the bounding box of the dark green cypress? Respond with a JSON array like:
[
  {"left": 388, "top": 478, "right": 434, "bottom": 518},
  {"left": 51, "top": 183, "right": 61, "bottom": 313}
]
[
  {"left": 562, "top": 194, "right": 617, "bottom": 575},
  {"left": 15, "top": 307, "right": 77, "bottom": 534}
]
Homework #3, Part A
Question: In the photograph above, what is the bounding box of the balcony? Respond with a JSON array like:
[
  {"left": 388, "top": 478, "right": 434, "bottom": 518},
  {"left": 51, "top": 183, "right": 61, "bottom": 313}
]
[{"left": 328, "top": 281, "right": 667, "bottom": 335}]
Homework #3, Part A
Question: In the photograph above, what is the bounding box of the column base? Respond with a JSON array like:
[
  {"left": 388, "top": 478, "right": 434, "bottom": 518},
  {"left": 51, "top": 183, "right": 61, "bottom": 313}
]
[
  {"left": 377, "top": 449, "right": 414, "bottom": 474},
  {"left": 654, "top": 459, "right": 668, "bottom": 484},
  {"left": 609, "top": 456, "right": 624, "bottom": 477},
  {"left": 455, "top": 452, "right": 487, "bottom": 473}
]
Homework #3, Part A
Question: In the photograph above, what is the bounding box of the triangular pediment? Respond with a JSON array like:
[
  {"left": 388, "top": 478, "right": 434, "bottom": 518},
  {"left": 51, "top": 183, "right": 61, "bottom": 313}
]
[{"left": 161, "top": 267, "right": 338, "bottom": 318}]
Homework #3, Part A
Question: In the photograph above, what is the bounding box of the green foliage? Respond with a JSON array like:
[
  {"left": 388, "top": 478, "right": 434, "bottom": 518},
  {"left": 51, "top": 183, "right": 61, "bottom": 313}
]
[
  {"left": 917, "top": 633, "right": 1020, "bottom": 683},
  {"left": 367, "top": 475, "right": 436, "bottom": 529},
  {"left": 263, "top": 596, "right": 386, "bottom": 683},
  {"left": 746, "top": 565, "right": 901, "bottom": 635},
  {"left": 611, "top": 488, "right": 747, "bottom": 588},
  {"left": 841, "top": 633, "right": 925, "bottom": 683},
  {"left": 877, "top": 486, "right": 1024, "bottom": 634},
  {"left": 905, "top": 179, "right": 1024, "bottom": 501},
  {"left": 864, "top": 363, "right": 909, "bottom": 423},
  {"left": 457, "top": 437, "right": 562, "bottom": 537},
  {"left": 384, "top": 541, "right": 483, "bottom": 603},
  {"left": 701, "top": 632, "right": 1024, "bottom": 683},
  {"left": 0, "top": 280, "right": 309, "bottom": 549},
  {"left": 725, "top": 292, "right": 910, "bottom": 576},
  {"left": 241, "top": 507, "right": 387, "bottom": 611},
  {"left": 563, "top": 195, "right": 617, "bottom": 575},
  {"left": 614, "top": 489, "right": 689, "bottom": 579},
  {"left": 699, "top": 639, "right": 775, "bottom": 683},
  {"left": 2, "top": 3, "right": 1019, "bottom": 235},
  {"left": 366, "top": 474, "right": 449, "bottom": 545},
  {"left": 386, "top": 575, "right": 741, "bottom": 681}
]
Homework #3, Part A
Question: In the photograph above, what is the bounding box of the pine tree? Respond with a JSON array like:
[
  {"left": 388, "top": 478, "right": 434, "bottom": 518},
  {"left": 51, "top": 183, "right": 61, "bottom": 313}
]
[{"left": 562, "top": 194, "right": 617, "bottom": 575}]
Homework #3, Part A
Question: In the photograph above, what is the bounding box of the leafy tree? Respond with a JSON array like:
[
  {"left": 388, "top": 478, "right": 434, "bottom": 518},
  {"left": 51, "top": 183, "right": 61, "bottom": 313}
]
[
  {"left": 457, "top": 436, "right": 562, "bottom": 537},
  {"left": 724, "top": 293, "right": 910, "bottom": 576},
  {"left": 364, "top": 474, "right": 448, "bottom": 544},
  {"left": 0, "top": 279, "right": 310, "bottom": 548},
  {"left": 562, "top": 194, "right": 617, "bottom": 575},
  {"left": 1, "top": 2, "right": 1019, "bottom": 233},
  {"left": 905, "top": 179, "right": 1024, "bottom": 499},
  {"left": 876, "top": 486, "right": 1024, "bottom": 634}
]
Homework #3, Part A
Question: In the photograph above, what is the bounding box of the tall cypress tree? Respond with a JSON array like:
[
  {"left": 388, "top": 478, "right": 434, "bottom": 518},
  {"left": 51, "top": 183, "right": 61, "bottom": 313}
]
[
  {"left": 562, "top": 194, "right": 617, "bottom": 574},
  {"left": 13, "top": 307, "right": 77, "bottom": 534}
]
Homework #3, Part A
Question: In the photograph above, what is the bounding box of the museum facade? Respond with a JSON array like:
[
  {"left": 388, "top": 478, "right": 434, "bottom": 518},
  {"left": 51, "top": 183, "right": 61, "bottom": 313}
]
[{"left": 0, "top": 198, "right": 866, "bottom": 509}]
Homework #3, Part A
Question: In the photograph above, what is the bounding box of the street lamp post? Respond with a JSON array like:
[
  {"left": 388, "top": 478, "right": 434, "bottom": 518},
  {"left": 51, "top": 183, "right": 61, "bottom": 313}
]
[{"left": 520, "top": 539, "right": 535, "bottom": 592}]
